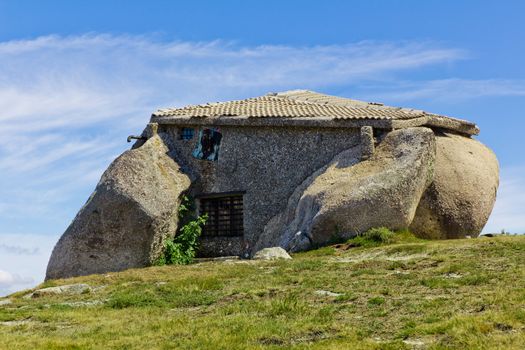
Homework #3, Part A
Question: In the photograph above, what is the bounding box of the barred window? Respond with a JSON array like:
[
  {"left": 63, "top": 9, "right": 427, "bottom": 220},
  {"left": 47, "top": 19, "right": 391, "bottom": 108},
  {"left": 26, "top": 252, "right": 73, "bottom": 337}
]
[
  {"left": 180, "top": 127, "right": 194, "bottom": 140},
  {"left": 199, "top": 193, "right": 244, "bottom": 237}
]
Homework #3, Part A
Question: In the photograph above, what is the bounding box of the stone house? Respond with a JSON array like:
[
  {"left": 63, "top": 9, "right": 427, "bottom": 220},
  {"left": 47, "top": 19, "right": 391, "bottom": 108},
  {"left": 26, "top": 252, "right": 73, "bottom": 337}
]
[{"left": 46, "top": 90, "right": 499, "bottom": 279}]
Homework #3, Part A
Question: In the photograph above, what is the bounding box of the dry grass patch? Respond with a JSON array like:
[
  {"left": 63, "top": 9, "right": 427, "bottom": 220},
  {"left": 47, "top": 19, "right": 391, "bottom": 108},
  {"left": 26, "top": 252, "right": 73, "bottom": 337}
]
[{"left": 0, "top": 235, "right": 524, "bottom": 349}]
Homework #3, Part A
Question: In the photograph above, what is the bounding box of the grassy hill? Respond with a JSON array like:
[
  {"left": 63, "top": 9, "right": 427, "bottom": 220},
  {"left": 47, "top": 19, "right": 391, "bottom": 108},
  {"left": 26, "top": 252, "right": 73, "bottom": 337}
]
[{"left": 1, "top": 235, "right": 524, "bottom": 349}]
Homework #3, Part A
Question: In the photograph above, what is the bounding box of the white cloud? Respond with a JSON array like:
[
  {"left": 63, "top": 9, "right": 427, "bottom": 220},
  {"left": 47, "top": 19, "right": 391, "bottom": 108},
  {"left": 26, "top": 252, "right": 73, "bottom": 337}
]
[
  {"left": 483, "top": 166, "right": 525, "bottom": 234},
  {"left": 0, "top": 234, "right": 58, "bottom": 297},
  {"left": 358, "top": 78, "right": 525, "bottom": 103},
  {"left": 0, "top": 270, "right": 16, "bottom": 286},
  {"left": 0, "top": 270, "right": 33, "bottom": 287}
]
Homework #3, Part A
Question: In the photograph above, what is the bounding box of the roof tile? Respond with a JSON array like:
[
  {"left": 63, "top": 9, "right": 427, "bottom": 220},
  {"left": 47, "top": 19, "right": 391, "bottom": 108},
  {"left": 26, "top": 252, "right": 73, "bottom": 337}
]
[
  {"left": 151, "top": 90, "right": 477, "bottom": 134},
  {"left": 154, "top": 93, "right": 422, "bottom": 120}
]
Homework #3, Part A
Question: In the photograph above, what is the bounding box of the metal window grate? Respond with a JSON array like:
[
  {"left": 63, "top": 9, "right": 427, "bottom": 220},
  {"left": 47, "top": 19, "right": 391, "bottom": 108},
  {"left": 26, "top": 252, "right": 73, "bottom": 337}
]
[
  {"left": 180, "top": 127, "right": 194, "bottom": 140},
  {"left": 200, "top": 194, "right": 244, "bottom": 237}
]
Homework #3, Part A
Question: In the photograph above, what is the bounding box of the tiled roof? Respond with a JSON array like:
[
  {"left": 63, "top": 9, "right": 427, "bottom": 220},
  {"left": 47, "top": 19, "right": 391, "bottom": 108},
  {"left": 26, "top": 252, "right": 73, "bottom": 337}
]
[
  {"left": 152, "top": 90, "right": 478, "bottom": 135},
  {"left": 153, "top": 90, "right": 425, "bottom": 120}
]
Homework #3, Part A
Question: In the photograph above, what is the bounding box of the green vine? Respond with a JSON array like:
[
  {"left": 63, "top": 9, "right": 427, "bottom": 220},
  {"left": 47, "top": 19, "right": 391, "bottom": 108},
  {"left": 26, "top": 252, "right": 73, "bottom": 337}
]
[{"left": 156, "top": 195, "right": 208, "bottom": 266}]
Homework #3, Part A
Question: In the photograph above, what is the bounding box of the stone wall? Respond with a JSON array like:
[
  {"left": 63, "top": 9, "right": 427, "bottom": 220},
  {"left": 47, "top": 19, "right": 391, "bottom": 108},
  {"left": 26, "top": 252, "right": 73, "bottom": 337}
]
[
  {"left": 197, "top": 237, "right": 246, "bottom": 257},
  {"left": 160, "top": 124, "right": 360, "bottom": 256}
]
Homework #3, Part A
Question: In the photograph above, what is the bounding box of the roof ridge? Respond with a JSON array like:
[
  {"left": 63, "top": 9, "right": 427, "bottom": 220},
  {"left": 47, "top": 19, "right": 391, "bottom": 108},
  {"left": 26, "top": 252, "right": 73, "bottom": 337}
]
[{"left": 273, "top": 90, "right": 389, "bottom": 108}]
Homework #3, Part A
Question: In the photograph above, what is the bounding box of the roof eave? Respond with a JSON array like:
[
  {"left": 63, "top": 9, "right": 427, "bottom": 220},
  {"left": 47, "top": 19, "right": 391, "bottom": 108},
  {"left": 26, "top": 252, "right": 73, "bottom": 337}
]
[
  {"left": 424, "top": 115, "right": 480, "bottom": 135},
  {"left": 150, "top": 114, "right": 478, "bottom": 136},
  {"left": 151, "top": 115, "right": 397, "bottom": 129}
]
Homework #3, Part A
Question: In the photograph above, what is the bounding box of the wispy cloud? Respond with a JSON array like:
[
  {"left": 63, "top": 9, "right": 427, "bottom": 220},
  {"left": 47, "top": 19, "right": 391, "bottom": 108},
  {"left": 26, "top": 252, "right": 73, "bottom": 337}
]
[
  {"left": 0, "top": 244, "right": 39, "bottom": 255},
  {"left": 357, "top": 78, "right": 525, "bottom": 103}
]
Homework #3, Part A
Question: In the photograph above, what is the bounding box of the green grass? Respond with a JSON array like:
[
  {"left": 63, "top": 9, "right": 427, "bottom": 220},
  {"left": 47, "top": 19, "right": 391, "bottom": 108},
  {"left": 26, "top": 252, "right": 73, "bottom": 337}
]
[{"left": 1, "top": 235, "right": 524, "bottom": 349}]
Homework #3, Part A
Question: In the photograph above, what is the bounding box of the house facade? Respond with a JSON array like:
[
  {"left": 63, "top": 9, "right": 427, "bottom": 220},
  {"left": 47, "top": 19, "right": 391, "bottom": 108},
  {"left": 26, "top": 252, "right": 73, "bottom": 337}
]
[
  {"left": 46, "top": 90, "right": 498, "bottom": 279},
  {"left": 148, "top": 90, "right": 479, "bottom": 257}
]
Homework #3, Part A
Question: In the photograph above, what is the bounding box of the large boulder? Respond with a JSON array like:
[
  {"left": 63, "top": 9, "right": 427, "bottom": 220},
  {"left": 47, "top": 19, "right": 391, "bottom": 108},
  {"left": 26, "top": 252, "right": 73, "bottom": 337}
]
[
  {"left": 255, "top": 127, "right": 436, "bottom": 252},
  {"left": 46, "top": 133, "right": 191, "bottom": 280},
  {"left": 409, "top": 132, "right": 499, "bottom": 239}
]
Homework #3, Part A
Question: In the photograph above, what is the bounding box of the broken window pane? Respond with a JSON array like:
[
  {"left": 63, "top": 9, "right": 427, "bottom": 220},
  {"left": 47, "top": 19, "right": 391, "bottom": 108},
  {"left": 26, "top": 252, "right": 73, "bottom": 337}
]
[{"left": 192, "top": 128, "right": 222, "bottom": 161}]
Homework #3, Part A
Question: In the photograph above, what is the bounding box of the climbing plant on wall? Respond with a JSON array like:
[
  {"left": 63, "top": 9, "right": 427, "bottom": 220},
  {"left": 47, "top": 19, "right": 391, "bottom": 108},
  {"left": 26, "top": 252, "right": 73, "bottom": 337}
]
[{"left": 156, "top": 195, "right": 208, "bottom": 265}]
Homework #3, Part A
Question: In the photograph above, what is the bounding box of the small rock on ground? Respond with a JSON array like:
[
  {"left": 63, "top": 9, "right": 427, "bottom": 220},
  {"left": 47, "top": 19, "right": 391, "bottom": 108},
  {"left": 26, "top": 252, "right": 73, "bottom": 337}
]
[
  {"left": 1, "top": 319, "right": 32, "bottom": 326},
  {"left": 57, "top": 300, "right": 104, "bottom": 307},
  {"left": 253, "top": 247, "right": 292, "bottom": 260},
  {"left": 25, "top": 283, "right": 91, "bottom": 299},
  {"left": 314, "top": 290, "right": 343, "bottom": 297},
  {"left": 402, "top": 338, "right": 427, "bottom": 349}
]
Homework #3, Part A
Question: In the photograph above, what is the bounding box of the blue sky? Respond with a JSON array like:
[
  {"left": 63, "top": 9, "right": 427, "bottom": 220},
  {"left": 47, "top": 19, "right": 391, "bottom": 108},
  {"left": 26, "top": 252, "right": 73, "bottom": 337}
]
[{"left": 1, "top": 0, "right": 524, "bottom": 295}]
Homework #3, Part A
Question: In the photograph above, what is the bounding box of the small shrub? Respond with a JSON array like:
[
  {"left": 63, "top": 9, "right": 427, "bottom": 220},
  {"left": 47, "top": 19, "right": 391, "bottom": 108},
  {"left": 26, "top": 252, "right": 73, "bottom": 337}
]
[
  {"left": 160, "top": 214, "right": 208, "bottom": 265},
  {"left": 350, "top": 227, "right": 396, "bottom": 247},
  {"left": 157, "top": 195, "right": 208, "bottom": 265},
  {"left": 364, "top": 227, "right": 396, "bottom": 243}
]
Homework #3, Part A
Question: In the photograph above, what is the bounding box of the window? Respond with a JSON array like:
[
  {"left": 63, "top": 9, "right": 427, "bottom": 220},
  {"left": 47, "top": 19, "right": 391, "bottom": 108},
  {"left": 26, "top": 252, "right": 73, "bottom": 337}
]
[
  {"left": 192, "top": 128, "right": 222, "bottom": 161},
  {"left": 180, "top": 127, "right": 194, "bottom": 140},
  {"left": 199, "top": 193, "right": 244, "bottom": 237}
]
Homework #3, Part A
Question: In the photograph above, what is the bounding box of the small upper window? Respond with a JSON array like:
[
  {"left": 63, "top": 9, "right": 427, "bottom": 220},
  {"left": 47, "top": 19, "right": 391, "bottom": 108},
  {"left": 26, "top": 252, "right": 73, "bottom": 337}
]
[{"left": 180, "top": 128, "right": 194, "bottom": 140}]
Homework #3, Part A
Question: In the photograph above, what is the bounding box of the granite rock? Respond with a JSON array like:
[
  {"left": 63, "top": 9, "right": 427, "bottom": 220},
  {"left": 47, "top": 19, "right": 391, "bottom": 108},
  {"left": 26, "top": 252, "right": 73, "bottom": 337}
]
[
  {"left": 28, "top": 283, "right": 91, "bottom": 298},
  {"left": 256, "top": 127, "right": 436, "bottom": 252},
  {"left": 410, "top": 132, "right": 499, "bottom": 239},
  {"left": 46, "top": 133, "right": 191, "bottom": 280}
]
